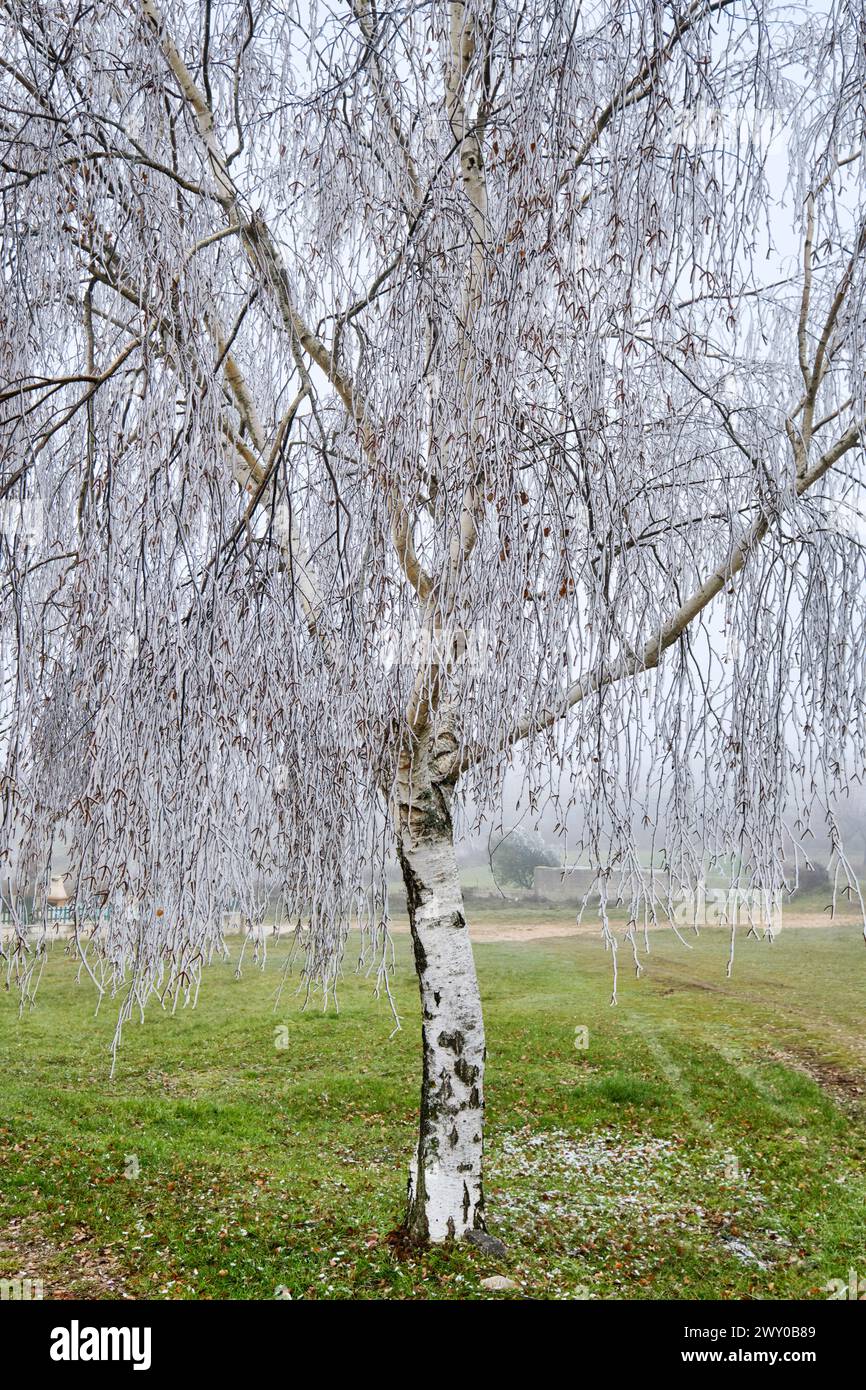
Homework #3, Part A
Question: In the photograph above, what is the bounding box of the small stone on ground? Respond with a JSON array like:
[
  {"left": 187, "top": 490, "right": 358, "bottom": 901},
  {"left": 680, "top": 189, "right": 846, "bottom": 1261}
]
[{"left": 464, "top": 1229, "right": 508, "bottom": 1258}]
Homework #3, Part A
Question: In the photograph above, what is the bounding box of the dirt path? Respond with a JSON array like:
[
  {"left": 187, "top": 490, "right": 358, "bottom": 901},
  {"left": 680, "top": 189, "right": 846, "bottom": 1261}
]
[{"left": 388, "top": 912, "right": 863, "bottom": 944}]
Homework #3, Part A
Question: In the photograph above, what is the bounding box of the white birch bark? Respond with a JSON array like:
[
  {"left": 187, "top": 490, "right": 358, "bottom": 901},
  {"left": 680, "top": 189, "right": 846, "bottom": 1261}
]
[{"left": 395, "top": 756, "right": 485, "bottom": 1243}]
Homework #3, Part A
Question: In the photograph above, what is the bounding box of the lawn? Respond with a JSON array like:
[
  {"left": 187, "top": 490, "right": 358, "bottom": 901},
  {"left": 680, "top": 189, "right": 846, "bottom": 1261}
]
[{"left": 1, "top": 917, "right": 865, "bottom": 1300}]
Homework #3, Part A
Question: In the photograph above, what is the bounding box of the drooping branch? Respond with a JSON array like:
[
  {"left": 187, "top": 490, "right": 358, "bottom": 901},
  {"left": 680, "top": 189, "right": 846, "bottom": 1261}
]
[
  {"left": 480, "top": 422, "right": 862, "bottom": 767},
  {"left": 140, "top": 0, "right": 434, "bottom": 609},
  {"left": 3, "top": 0, "right": 865, "bottom": 1012}
]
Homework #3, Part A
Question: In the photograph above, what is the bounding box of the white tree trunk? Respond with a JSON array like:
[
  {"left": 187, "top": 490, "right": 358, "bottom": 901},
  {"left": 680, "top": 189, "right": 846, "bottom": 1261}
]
[{"left": 397, "top": 778, "right": 486, "bottom": 1243}]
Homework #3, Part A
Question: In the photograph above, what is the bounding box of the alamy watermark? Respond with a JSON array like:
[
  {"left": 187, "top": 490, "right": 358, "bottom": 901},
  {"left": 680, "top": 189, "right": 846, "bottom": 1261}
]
[
  {"left": 0, "top": 1276, "right": 44, "bottom": 1300},
  {"left": 674, "top": 882, "right": 783, "bottom": 933},
  {"left": 50, "top": 1320, "right": 152, "bottom": 1370},
  {"left": 824, "top": 1268, "right": 866, "bottom": 1300},
  {"left": 0, "top": 497, "right": 43, "bottom": 547}
]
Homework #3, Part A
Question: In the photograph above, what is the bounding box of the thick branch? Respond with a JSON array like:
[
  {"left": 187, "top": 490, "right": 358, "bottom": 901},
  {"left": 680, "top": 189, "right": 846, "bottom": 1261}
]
[
  {"left": 463, "top": 423, "right": 862, "bottom": 769},
  {"left": 140, "top": 0, "right": 433, "bottom": 605}
]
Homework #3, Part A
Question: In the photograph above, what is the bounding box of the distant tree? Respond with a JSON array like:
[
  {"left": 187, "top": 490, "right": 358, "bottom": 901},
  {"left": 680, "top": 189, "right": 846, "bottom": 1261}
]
[
  {"left": 1, "top": 1, "right": 864, "bottom": 1245},
  {"left": 793, "top": 860, "right": 830, "bottom": 898},
  {"left": 492, "top": 827, "right": 560, "bottom": 889}
]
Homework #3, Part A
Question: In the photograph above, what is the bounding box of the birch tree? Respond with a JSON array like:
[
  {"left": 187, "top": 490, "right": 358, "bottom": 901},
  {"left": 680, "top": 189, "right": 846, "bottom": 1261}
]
[{"left": 1, "top": 0, "right": 864, "bottom": 1244}]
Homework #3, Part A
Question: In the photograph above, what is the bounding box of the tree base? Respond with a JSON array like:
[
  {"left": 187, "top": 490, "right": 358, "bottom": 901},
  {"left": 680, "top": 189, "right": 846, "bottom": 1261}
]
[{"left": 387, "top": 1223, "right": 507, "bottom": 1258}]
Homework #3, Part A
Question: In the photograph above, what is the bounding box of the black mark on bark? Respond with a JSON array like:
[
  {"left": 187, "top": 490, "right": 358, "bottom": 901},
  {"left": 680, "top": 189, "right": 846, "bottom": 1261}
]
[{"left": 455, "top": 1057, "right": 479, "bottom": 1085}]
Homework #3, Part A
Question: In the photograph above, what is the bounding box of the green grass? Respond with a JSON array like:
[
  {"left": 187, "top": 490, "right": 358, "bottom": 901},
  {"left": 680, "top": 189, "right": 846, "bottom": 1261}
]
[{"left": 1, "top": 922, "right": 865, "bottom": 1300}]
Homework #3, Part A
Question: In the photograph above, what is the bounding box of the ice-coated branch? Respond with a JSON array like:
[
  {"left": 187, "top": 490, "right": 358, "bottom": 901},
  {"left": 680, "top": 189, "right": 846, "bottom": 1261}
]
[{"left": 2, "top": 0, "right": 865, "bottom": 1025}]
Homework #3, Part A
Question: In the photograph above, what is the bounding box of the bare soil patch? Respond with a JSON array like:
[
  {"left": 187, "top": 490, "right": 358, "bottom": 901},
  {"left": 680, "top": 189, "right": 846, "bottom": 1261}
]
[
  {"left": 0, "top": 1213, "right": 133, "bottom": 1300},
  {"left": 765, "top": 1047, "right": 866, "bottom": 1104}
]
